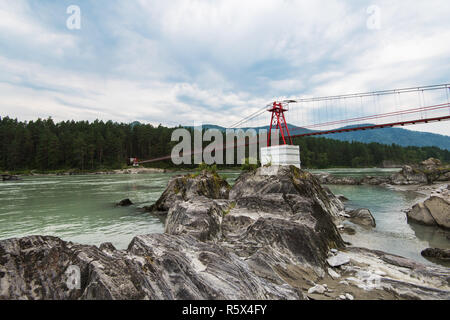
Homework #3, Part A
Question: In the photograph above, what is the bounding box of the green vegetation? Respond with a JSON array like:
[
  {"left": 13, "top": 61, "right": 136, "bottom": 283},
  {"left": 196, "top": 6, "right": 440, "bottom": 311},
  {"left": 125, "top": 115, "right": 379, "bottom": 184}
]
[
  {"left": 1, "top": 116, "right": 449, "bottom": 172},
  {"left": 222, "top": 202, "right": 236, "bottom": 216},
  {"left": 241, "top": 158, "right": 259, "bottom": 171},
  {"left": 197, "top": 162, "right": 218, "bottom": 174},
  {"left": 422, "top": 167, "right": 450, "bottom": 184}
]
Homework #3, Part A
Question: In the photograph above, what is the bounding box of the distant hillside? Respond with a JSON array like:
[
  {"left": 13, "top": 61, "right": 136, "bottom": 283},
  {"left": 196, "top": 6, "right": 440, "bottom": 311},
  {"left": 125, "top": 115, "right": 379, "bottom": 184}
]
[
  {"left": 193, "top": 123, "right": 450, "bottom": 150},
  {"left": 320, "top": 125, "right": 450, "bottom": 150}
]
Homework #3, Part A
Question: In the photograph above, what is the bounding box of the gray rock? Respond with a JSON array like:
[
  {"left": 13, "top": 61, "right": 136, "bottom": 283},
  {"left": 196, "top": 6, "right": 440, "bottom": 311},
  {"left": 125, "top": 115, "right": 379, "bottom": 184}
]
[
  {"left": 0, "top": 234, "right": 302, "bottom": 300},
  {"left": 421, "top": 248, "right": 450, "bottom": 261},
  {"left": 308, "top": 284, "right": 326, "bottom": 294},
  {"left": 421, "top": 158, "right": 442, "bottom": 170},
  {"left": 407, "top": 202, "right": 438, "bottom": 226},
  {"left": 390, "top": 165, "right": 427, "bottom": 185},
  {"left": 424, "top": 196, "right": 450, "bottom": 229},
  {"left": 116, "top": 198, "right": 133, "bottom": 206},
  {"left": 328, "top": 268, "right": 341, "bottom": 279},
  {"left": 165, "top": 196, "right": 227, "bottom": 241},
  {"left": 407, "top": 196, "right": 449, "bottom": 229},
  {"left": 99, "top": 242, "right": 116, "bottom": 251},
  {"left": 347, "top": 208, "right": 376, "bottom": 228},
  {"left": 231, "top": 166, "right": 345, "bottom": 219},
  {"left": 145, "top": 170, "right": 230, "bottom": 214},
  {"left": 327, "top": 253, "right": 350, "bottom": 267},
  {"left": 314, "top": 158, "right": 449, "bottom": 186}
]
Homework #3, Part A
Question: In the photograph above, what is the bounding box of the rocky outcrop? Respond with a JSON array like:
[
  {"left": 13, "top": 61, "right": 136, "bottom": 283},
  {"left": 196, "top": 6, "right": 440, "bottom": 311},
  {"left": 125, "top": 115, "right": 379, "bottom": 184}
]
[
  {"left": 144, "top": 170, "right": 230, "bottom": 214},
  {"left": 1, "top": 165, "right": 449, "bottom": 300},
  {"left": 230, "top": 166, "right": 345, "bottom": 219},
  {"left": 421, "top": 248, "right": 450, "bottom": 262},
  {"left": 407, "top": 202, "right": 438, "bottom": 226},
  {"left": 313, "top": 158, "right": 449, "bottom": 186},
  {"left": 347, "top": 208, "right": 376, "bottom": 228},
  {"left": 390, "top": 165, "right": 427, "bottom": 185},
  {"left": 0, "top": 235, "right": 300, "bottom": 300},
  {"left": 164, "top": 196, "right": 228, "bottom": 241},
  {"left": 164, "top": 166, "right": 346, "bottom": 278},
  {"left": 360, "top": 176, "right": 390, "bottom": 185},
  {"left": 407, "top": 194, "right": 450, "bottom": 229},
  {"left": 421, "top": 158, "right": 442, "bottom": 171},
  {"left": 313, "top": 173, "right": 361, "bottom": 185}
]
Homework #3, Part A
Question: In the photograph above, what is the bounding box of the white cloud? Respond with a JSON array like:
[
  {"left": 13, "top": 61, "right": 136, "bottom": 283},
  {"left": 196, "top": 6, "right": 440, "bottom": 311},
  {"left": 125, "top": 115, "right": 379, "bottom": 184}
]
[
  {"left": 0, "top": 0, "right": 449, "bottom": 136},
  {"left": 0, "top": 0, "right": 77, "bottom": 54}
]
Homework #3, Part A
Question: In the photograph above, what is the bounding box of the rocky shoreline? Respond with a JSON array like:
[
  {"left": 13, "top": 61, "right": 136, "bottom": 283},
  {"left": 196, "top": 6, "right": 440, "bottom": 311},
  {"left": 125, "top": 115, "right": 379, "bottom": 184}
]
[
  {"left": 0, "top": 165, "right": 449, "bottom": 300},
  {"left": 313, "top": 158, "right": 450, "bottom": 186},
  {"left": 5, "top": 167, "right": 168, "bottom": 177}
]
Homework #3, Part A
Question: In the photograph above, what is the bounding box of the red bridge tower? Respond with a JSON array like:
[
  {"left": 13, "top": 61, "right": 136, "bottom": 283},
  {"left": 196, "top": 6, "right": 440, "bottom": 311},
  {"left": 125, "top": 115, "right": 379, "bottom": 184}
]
[{"left": 267, "top": 101, "right": 293, "bottom": 147}]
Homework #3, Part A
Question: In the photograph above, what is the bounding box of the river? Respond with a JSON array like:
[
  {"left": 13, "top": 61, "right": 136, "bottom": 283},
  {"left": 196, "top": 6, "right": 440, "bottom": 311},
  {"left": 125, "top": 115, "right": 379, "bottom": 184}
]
[{"left": 0, "top": 169, "right": 448, "bottom": 266}]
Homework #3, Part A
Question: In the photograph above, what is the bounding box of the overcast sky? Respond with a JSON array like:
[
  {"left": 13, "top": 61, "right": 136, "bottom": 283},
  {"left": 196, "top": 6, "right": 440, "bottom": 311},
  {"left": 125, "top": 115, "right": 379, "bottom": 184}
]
[{"left": 0, "top": 0, "right": 449, "bottom": 135}]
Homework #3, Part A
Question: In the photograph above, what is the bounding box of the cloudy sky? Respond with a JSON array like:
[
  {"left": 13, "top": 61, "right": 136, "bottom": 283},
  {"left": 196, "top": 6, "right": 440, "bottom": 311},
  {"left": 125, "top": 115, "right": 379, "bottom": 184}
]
[{"left": 0, "top": 0, "right": 449, "bottom": 135}]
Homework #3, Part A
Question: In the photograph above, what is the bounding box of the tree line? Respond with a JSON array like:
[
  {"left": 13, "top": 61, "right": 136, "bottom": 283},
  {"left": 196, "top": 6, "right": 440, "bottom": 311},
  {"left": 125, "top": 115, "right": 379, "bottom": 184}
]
[{"left": 0, "top": 116, "right": 448, "bottom": 172}]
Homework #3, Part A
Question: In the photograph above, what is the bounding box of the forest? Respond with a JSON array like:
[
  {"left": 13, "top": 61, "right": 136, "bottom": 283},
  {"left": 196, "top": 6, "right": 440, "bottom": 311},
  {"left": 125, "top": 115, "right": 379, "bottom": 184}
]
[{"left": 1, "top": 116, "right": 449, "bottom": 172}]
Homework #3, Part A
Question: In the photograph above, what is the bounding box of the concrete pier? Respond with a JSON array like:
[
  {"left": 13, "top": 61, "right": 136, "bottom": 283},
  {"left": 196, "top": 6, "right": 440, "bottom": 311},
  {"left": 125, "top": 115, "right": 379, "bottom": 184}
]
[{"left": 260, "top": 145, "right": 301, "bottom": 168}]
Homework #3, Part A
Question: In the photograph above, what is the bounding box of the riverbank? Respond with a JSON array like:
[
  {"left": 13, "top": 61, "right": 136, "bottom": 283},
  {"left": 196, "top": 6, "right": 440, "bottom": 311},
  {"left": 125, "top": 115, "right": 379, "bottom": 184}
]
[{"left": 3, "top": 167, "right": 168, "bottom": 176}]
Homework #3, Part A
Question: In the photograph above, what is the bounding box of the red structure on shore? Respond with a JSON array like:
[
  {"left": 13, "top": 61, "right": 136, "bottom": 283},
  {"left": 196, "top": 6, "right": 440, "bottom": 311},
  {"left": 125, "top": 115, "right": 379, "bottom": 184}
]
[{"left": 267, "top": 101, "right": 293, "bottom": 147}]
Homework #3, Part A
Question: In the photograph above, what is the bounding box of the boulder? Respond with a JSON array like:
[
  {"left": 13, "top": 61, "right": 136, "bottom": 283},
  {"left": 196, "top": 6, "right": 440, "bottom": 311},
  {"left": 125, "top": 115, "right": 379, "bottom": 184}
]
[
  {"left": 328, "top": 268, "right": 341, "bottom": 279},
  {"left": 145, "top": 170, "right": 230, "bottom": 214},
  {"left": 407, "top": 196, "right": 449, "bottom": 229},
  {"left": 327, "top": 253, "right": 350, "bottom": 267},
  {"left": 423, "top": 196, "right": 450, "bottom": 229},
  {"left": 347, "top": 208, "right": 376, "bottom": 228},
  {"left": 421, "top": 248, "right": 450, "bottom": 261},
  {"left": 308, "top": 284, "right": 326, "bottom": 294},
  {"left": 390, "top": 165, "right": 427, "bottom": 185},
  {"left": 407, "top": 202, "right": 437, "bottom": 226},
  {"left": 421, "top": 158, "right": 442, "bottom": 170},
  {"left": 116, "top": 198, "right": 133, "bottom": 207}
]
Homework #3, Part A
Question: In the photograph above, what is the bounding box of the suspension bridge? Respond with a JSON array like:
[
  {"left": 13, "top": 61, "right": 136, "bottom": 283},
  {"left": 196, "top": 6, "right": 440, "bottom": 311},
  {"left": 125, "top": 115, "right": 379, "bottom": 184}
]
[{"left": 137, "top": 83, "right": 450, "bottom": 164}]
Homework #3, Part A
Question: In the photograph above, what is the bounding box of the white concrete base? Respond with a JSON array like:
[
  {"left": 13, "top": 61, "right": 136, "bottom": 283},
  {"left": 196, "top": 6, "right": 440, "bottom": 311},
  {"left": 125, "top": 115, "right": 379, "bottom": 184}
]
[{"left": 260, "top": 145, "right": 301, "bottom": 168}]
